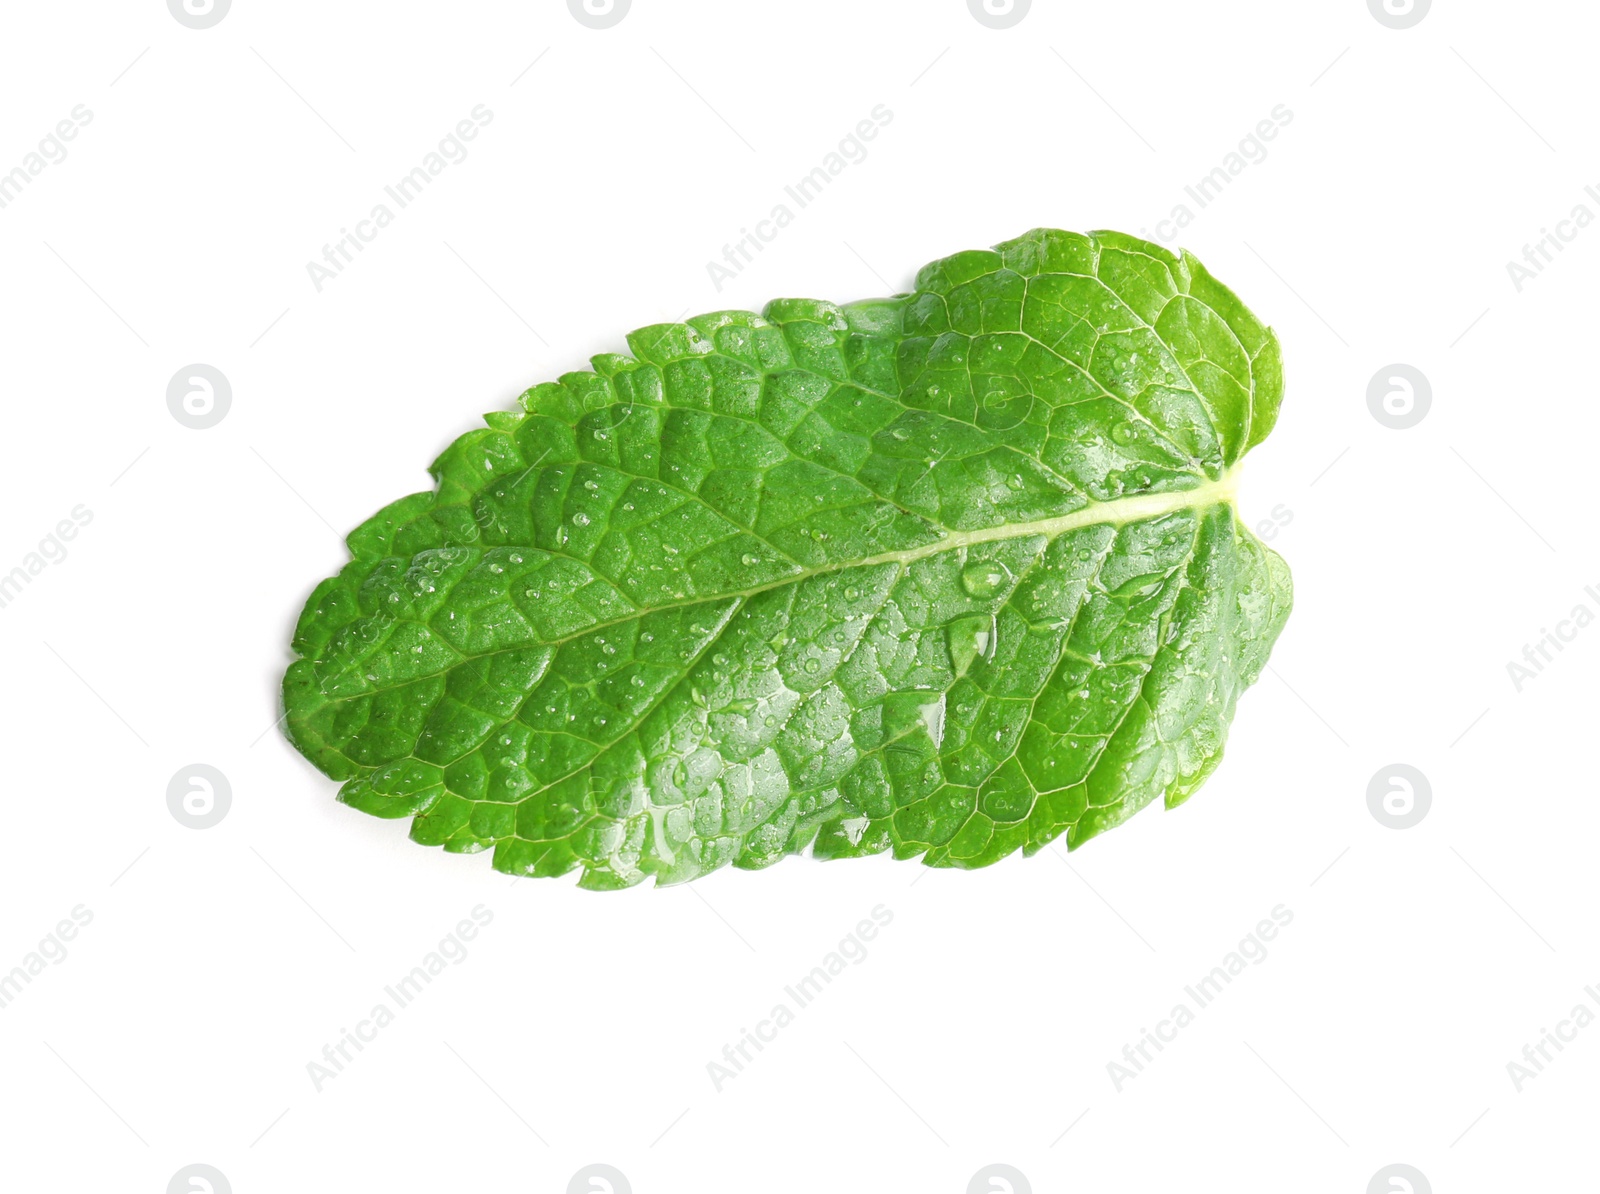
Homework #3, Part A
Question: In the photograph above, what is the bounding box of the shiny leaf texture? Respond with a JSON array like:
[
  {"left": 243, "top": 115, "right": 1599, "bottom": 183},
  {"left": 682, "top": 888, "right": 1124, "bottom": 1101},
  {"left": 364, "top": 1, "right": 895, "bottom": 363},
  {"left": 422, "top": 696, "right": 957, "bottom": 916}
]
[{"left": 283, "top": 229, "right": 1292, "bottom": 888}]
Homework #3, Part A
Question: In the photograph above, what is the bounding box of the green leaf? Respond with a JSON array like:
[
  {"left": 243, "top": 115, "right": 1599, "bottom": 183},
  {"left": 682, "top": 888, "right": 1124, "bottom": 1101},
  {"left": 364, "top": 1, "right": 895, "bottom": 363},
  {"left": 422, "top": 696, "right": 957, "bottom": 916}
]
[{"left": 282, "top": 229, "right": 1292, "bottom": 888}]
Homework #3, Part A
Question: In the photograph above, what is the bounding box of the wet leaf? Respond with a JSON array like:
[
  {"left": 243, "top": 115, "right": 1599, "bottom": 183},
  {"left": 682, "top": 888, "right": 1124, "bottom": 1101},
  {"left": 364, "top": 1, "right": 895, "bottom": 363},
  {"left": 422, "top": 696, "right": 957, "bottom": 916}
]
[{"left": 282, "top": 229, "right": 1292, "bottom": 887}]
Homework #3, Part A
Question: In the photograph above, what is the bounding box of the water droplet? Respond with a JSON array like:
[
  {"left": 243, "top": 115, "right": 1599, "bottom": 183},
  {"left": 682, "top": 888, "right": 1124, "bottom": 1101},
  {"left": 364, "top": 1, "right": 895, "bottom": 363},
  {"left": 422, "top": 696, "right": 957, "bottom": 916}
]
[
  {"left": 948, "top": 614, "right": 996, "bottom": 676},
  {"left": 803, "top": 656, "right": 821, "bottom": 674},
  {"left": 1111, "top": 422, "right": 1138, "bottom": 445},
  {"left": 572, "top": 512, "right": 591, "bottom": 527},
  {"left": 741, "top": 553, "right": 759, "bottom": 566},
  {"left": 961, "top": 558, "right": 1012, "bottom": 598},
  {"left": 918, "top": 695, "right": 947, "bottom": 748}
]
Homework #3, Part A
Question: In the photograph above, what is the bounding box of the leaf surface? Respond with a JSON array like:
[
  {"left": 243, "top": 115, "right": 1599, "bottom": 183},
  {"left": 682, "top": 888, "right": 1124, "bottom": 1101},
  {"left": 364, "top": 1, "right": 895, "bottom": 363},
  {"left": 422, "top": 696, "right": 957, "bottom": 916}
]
[{"left": 283, "top": 229, "right": 1292, "bottom": 888}]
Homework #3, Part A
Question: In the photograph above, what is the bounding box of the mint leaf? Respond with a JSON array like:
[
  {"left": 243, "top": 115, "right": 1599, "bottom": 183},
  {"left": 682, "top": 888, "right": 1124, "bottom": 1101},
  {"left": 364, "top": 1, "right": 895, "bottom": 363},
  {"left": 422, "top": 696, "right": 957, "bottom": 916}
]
[{"left": 283, "top": 229, "right": 1292, "bottom": 888}]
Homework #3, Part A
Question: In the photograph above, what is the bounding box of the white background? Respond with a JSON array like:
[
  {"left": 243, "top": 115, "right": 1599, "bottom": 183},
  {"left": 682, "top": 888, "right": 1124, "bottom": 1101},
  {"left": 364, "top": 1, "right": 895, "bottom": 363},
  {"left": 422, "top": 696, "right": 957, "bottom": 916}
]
[{"left": 1, "top": 1, "right": 1595, "bottom": 1191}]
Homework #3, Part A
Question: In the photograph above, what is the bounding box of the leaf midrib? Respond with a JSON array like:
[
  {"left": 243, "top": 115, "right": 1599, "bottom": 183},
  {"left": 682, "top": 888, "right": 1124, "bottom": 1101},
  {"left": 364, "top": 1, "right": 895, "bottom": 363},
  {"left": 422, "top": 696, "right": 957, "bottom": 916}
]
[{"left": 314, "top": 466, "right": 1244, "bottom": 698}]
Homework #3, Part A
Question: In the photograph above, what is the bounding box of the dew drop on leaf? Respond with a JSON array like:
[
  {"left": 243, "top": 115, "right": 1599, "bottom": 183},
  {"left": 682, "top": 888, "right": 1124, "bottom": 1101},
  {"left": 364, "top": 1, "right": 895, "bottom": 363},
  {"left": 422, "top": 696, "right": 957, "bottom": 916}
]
[
  {"left": 960, "top": 559, "right": 1012, "bottom": 598},
  {"left": 947, "top": 614, "right": 996, "bottom": 677}
]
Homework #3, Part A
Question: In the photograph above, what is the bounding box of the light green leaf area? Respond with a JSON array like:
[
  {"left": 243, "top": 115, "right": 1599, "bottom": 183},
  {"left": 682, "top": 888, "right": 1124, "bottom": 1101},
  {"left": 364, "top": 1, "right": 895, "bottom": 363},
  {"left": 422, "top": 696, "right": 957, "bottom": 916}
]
[{"left": 283, "top": 229, "right": 1292, "bottom": 888}]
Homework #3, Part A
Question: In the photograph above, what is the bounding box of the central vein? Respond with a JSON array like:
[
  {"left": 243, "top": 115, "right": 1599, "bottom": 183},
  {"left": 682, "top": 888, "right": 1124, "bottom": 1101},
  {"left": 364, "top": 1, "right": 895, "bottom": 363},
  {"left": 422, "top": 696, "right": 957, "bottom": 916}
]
[
  {"left": 850, "top": 465, "right": 1243, "bottom": 573},
  {"left": 518, "top": 466, "right": 1244, "bottom": 649}
]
